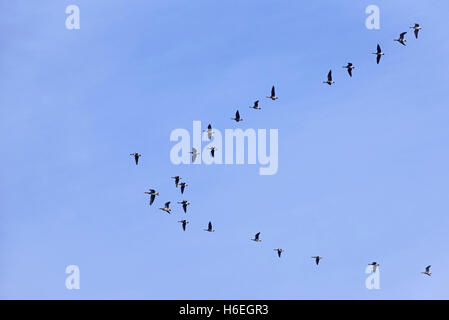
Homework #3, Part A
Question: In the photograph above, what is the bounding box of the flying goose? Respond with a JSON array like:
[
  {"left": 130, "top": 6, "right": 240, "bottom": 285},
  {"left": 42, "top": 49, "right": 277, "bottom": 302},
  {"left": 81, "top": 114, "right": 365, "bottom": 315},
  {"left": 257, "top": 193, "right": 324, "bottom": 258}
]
[
  {"left": 410, "top": 23, "right": 422, "bottom": 39},
  {"left": 171, "top": 176, "right": 181, "bottom": 188},
  {"left": 189, "top": 148, "right": 200, "bottom": 163},
  {"left": 208, "top": 146, "right": 217, "bottom": 158},
  {"left": 130, "top": 153, "right": 141, "bottom": 165},
  {"left": 372, "top": 44, "right": 384, "bottom": 64},
  {"left": 343, "top": 63, "right": 355, "bottom": 77},
  {"left": 231, "top": 110, "right": 243, "bottom": 122},
  {"left": 311, "top": 256, "right": 322, "bottom": 265},
  {"left": 274, "top": 248, "right": 284, "bottom": 258},
  {"left": 178, "top": 219, "right": 189, "bottom": 231},
  {"left": 251, "top": 232, "right": 261, "bottom": 242},
  {"left": 421, "top": 265, "right": 431, "bottom": 276},
  {"left": 323, "top": 70, "right": 335, "bottom": 85},
  {"left": 368, "top": 262, "right": 380, "bottom": 273},
  {"left": 249, "top": 100, "right": 261, "bottom": 110},
  {"left": 159, "top": 201, "right": 171, "bottom": 214},
  {"left": 204, "top": 221, "right": 215, "bottom": 232},
  {"left": 266, "top": 86, "right": 278, "bottom": 100},
  {"left": 144, "top": 189, "right": 159, "bottom": 205},
  {"left": 179, "top": 182, "right": 188, "bottom": 194},
  {"left": 394, "top": 32, "right": 407, "bottom": 46},
  {"left": 177, "top": 200, "right": 190, "bottom": 213},
  {"left": 203, "top": 124, "right": 214, "bottom": 140}
]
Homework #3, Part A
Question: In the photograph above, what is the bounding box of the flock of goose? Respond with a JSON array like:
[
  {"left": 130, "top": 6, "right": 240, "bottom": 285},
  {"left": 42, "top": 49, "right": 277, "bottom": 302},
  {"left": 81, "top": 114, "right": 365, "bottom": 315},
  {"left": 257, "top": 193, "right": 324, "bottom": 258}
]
[{"left": 129, "top": 22, "right": 432, "bottom": 277}]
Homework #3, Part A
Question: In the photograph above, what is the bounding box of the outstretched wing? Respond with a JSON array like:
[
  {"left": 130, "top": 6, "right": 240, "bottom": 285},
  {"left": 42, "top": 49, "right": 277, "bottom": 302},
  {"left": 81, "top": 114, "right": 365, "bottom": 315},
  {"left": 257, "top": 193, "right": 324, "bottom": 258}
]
[
  {"left": 150, "top": 194, "right": 155, "bottom": 205},
  {"left": 183, "top": 203, "right": 187, "bottom": 213},
  {"left": 165, "top": 201, "right": 170, "bottom": 208},
  {"left": 208, "top": 221, "right": 212, "bottom": 230},
  {"left": 255, "top": 232, "right": 260, "bottom": 240},
  {"left": 400, "top": 32, "right": 407, "bottom": 39},
  {"left": 327, "top": 70, "right": 332, "bottom": 81},
  {"left": 271, "top": 86, "right": 275, "bottom": 97},
  {"left": 181, "top": 184, "right": 185, "bottom": 194},
  {"left": 426, "top": 265, "right": 431, "bottom": 272},
  {"left": 376, "top": 54, "right": 381, "bottom": 64},
  {"left": 236, "top": 110, "right": 240, "bottom": 119},
  {"left": 414, "top": 28, "right": 419, "bottom": 39},
  {"left": 377, "top": 44, "right": 381, "bottom": 53},
  {"left": 348, "top": 68, "right": 352, "bottom": 77}
]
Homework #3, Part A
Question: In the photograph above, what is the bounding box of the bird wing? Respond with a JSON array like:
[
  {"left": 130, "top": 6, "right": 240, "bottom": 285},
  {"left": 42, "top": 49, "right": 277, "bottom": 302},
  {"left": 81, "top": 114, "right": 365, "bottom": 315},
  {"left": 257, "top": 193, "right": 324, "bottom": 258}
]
[
  {"left": 426, "top": 265, "right": 431, "bottom": 272},
  {"left": 183, "top": 203, "right": 187, "bottom": 213},
  {"left": 400, "top": 32, "right": 407, "bottom": 39},
  {"left": 182, "top": 221, "right": 186, "bottom": 231},
  {"left": 236, "top": 110, "right": 240, "bottom": 119},
  {"left": 255, "top": 232, "right": 260, "bottom": 240},
  {"left": 165, "top": 201, "right": 170, "bottom": 208},
  {"left": 208, "top": 124, "right": 212, "bottom": 130},
  {"left": 255, "top": 100, "right": 259, "bottom": 107},
  {"left": 192, "top": 152, "right": 197, "bottom": 162},
  {"left": 414, "top": 29, "right": 419, "bottom": 39},
  {"left": 327, "top": 70, "right": 332, "bottom": 81},
  {"left": 377, "top": 54, "right": 381, "bottom": 64},
  {"left": 377, "top": 44, "right": 381, "bottom": 53},
  {"left": 271, "top": 86, "right": 275, "bottom": 96},
  {"left": 348, "top": 68, "right": 352, "bottom": 77},
  {"left": 208, "top": 221, "right": 212, "bottom": 230},
  {"left": 181, "top": 184, "right": 185, "bottom": 194},
  {"left": 150, "top": 194, "right": 155, "bottom": 205}
]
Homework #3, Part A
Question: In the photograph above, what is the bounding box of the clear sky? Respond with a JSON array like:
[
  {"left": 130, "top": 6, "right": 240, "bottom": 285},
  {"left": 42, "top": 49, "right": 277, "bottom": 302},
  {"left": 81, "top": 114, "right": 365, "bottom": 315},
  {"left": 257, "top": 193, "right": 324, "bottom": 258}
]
[{"left": 1, "top": 0, "right": 449, "bottom": 299}]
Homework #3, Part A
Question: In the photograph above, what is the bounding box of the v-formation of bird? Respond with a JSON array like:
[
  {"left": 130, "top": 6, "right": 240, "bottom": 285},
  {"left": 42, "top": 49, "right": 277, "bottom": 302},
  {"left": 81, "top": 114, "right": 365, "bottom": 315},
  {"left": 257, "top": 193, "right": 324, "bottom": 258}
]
[{"left": 129, "top": 23, "right": 431, "bottom": 272}]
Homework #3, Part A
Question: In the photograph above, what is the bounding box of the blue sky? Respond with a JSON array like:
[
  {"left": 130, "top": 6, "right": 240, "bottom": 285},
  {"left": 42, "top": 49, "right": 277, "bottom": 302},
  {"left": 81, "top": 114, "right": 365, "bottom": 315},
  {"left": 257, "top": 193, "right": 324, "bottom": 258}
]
[{"left": 1, "top": 0, "right": 449, "bottom": 299}]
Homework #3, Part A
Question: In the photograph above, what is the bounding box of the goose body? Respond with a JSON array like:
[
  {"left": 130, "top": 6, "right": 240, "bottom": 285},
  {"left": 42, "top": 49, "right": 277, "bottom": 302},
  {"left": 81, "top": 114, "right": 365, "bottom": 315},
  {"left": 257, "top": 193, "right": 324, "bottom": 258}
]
[
  {"left": 266, "top": 86, "right": 278, "bottom": 100},
  {"left": 144, "top": 189, "right": 159, "bottom": 205},
  {"left": 343, "top": 63, "right": 355, "bottom": 77},
  {"left": 179, "top": 182, "right": 188, "bottom": 194},
  {"left": 368, "top": 262, "right": 380, "bottom": 273},
  {"left": 178, "top": 219, "right": 189, "bottom": 231},
  {"left": 177, "top": 200, "right": 190, "bottom": 213},
  {"left": 204, "top": 221, "right": 215, "bottom": 232},
  {"left": 372, "top": 44, "right": 384, "bottom": 64},
  {"left": 410, "top": 23, "right": 422, "bottom": 39},
  {"left": 421, "top": 265, "right": 431, "bottom": 276},
  {"left": 171, "top": 176, "right": 181, "bottom": 188},
  {"left": 208, "top": 146, "right": 217, "bottom": 158},
  {"left": 159, "top": 201, "right": 172, "bottom": 214},
  {"left": 251, "top": 232, "right": 261, "bottom": 242},
  {"left": 249, "top": 100, "right": 261, "bottom": 110},
  {"left": 130, "top": 153, "right": 141, "bottom": 165},
  {"left": 203, "top": 124, "right": 214, "bottom": 140},
  {"left": 189, "top": 148, "right": 200, "bottom": 163},
  {"left": 311, "top": 256, "right": 322, "bottom": 265},
  {"left": 323, "top": 70, "right": 335, "bottom": 85},
  {"left": 274, "top": 248, "right": 284, "bottom": 258},
  {"left": 394, "top": 32, "right": 407, "bottom": 46},
  {"left": 231, "top": 110, "right": 243, "bottom": 122}
]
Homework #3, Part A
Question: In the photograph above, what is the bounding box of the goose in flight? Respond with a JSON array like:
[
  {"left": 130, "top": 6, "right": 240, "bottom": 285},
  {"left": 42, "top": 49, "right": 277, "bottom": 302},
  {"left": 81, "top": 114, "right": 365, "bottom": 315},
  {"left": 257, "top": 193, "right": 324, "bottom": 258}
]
[
  {"left": 203, "top": 124, "right": 214, "bottom": 140},
  {"left": 231, "top": 110, "right": 243, "bottom": 122},
  {"left": 274, "top": 248, "right": 284, "bottom": 258},
  {"left": 421, "top": 265, "right": 431, "bottom": 276},
  {"left": 159, "top": 201, "right": 171, "bottom": 214},
  {"left": 394, "top": 32, "right": 407, "bottom": 46},
  {"left": 130, "top": 153, "right": 141, "bottom": 165},
  {"left": 372, "top": 44, "right": 384, "bottom": 64},
  {"left": 323, "top": 70, "right": 335, "bottom": 85},
  {"left": 204, "top": 221, "right": 215, "bottom": 232},
  {"left": 208, "top": 146, "right": 217, "bottom": 158},
  {"left": 251, "top": 232, "right": 261, "bottom": 242},
  {"left": 368, "top": 262, "right": 380, "bottom": 273},
  {"left": 144, "top": 189, "right": 159, "bottom": 206},
  {"left": 171, "top": 176, "right": 181, "bottom": 188},
  {"left": 311, "top": 256, "right": 322, "bottom": 265},
  {"left": 189, "top": 148, "right": 200, "bottom": 163},
  {"left": 178, "top": 219, "right": 189, "bottom": 231},
  {"left": 179, "top": 182, "right": 188, "bottom": 194},
  {"left": 410, "top": 23, "right": 422, "bottom": 39},
  {"left": 343, "top": 63, "right": 355, "bottom": 77},
  {"left": 177, "top": 200, "right": 190, "bottom": 213},
  {"left": 249, "top": 100, "right": 261, "bottom": 110},
  {"left": 266, "top": 86, "right": 278, "bottom": 100}
]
